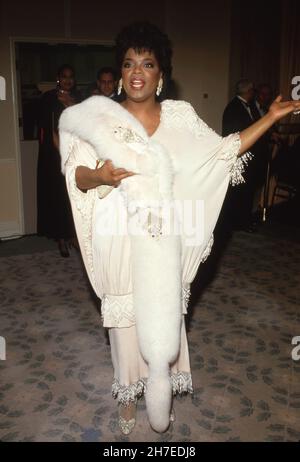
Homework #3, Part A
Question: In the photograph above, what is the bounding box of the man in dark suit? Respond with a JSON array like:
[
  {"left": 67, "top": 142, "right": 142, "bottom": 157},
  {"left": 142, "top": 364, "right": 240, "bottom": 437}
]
[
  {"left": 222, "top": 79, "right": 263, "bottom": 232},
  {"left": 223, "top": 79, "right": 258, "bottom": 135}
]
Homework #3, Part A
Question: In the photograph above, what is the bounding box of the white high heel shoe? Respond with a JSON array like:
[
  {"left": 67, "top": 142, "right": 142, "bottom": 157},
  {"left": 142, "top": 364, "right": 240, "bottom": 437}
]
[
  {"left": 118, "top": 403, "right": 137, "bottom": 435},
  {"left": 170, "top": 407, "right": 176, "bottom": 422}
]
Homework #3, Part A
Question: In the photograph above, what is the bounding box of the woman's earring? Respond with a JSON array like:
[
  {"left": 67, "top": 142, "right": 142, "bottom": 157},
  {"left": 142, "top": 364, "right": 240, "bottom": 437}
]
[
  {"left": 117, "top": 78, "right": 123, "bottom": 96},
  {"left": 156, "top": 78, "right": 163, "bottom": 96}
]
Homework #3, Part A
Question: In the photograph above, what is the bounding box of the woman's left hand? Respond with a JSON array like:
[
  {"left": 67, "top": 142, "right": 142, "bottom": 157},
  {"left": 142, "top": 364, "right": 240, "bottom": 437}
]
[{"left": 268, "top": 95, "right": 300, "bottom": 122}]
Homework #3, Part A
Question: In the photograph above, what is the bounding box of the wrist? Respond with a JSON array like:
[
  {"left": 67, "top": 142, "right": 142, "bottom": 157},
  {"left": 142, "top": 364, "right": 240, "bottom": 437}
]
[
  {"left": 93, "top": 167, "right": 104, "bottom": 186},
  {"left": 265, "top": 111, "right": 277, "bottom": 125}
]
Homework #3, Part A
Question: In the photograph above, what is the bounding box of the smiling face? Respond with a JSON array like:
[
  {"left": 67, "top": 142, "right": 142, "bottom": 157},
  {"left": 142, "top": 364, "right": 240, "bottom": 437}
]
[
  {"left": 97, "top": 72, "right": 116, "bottom": 97},
  {"left": 121, "top": 48, "right": 162, "bottom": 103}
]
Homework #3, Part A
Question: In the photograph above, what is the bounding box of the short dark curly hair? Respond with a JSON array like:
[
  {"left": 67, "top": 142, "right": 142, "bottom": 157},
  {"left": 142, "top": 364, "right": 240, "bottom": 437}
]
[
  {"left": 96, "top": 67, "right": 117, "bottom": 81},
  {"left": 57, "top": 64, "right": 75, "bottom": 77},
  {"left": 115, "top": 21, "right": 173, "bottom": 82}
]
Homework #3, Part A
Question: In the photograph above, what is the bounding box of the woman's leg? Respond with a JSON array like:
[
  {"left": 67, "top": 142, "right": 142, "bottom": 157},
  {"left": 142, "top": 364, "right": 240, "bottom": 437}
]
[
  {"left": 109, "top": 326, "right": 144, "bottom": 434},
  {"left": 108, "top": 317, "right": 193, "bottom": 433},
  {"left": 58, "top": 238, "right": 70, "bottom": 258}
]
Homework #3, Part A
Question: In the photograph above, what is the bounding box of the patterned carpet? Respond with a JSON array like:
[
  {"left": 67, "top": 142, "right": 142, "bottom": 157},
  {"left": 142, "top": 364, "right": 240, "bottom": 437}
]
[{"left": 0, "top": 229, "right": 300, "bottom": 442}]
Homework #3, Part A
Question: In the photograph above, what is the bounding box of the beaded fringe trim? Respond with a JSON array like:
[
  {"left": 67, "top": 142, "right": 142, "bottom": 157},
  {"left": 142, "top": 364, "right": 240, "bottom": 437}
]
[{"left": 112, "top": 371, "right": 193, "bottom": 407}]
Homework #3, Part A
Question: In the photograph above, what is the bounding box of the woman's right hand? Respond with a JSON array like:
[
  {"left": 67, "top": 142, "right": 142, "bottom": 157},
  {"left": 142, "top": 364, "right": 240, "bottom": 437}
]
[{"left": 96, "top": 160, "right": 136, "bottom": 187}]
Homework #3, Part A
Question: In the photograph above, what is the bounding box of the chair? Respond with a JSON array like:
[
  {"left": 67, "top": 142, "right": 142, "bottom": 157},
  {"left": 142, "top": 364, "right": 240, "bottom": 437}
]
[
  {"left": 270, "top": 131, "right": 299, "bottom": 208},
  {"left": 271, "top": 179, "right": 297, "bottom": 207}
]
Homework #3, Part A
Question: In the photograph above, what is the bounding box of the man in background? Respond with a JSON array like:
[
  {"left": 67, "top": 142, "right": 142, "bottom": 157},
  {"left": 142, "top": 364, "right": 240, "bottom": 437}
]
[
  {"left": 222, "top": 79, "right": 264, "bottom": 232},
  {"left": 86, "top": 67, "right": 117, "bottom": 100},
  {"left": 255, "top": 83, "right": 273, "bottom": 117},
  {"left": 96, "top": 66, "right": 117, "bottom": 99}
]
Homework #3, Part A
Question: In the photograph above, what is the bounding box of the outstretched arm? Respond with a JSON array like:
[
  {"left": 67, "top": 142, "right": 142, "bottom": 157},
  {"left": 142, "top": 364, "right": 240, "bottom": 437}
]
[{"left": 239, "top": 96, "right": 300, "bottom": 156}]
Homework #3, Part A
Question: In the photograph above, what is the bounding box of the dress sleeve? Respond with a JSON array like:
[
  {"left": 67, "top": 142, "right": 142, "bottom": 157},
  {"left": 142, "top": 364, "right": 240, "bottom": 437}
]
[
  {"left": 185, "top": 102, "right": 253, "bottom": 186},
  {"left": 64, "top": 137, "right": 98, "bottom": 214},
  {"left": 62, "top": 137, "right": 99, "bottom": 295},
  {"left": 64, "top": 135, "right": 114, "bottom": 206}
]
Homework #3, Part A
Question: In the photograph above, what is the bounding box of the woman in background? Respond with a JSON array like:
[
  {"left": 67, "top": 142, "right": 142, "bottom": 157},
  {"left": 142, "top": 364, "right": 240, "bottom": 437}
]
[{"left": 37, "top": 64, "right": 80, "bottom": 257}]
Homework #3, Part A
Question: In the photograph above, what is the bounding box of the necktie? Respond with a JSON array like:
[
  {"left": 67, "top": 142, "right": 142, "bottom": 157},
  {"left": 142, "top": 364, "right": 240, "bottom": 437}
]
[{"left": 243, "top": 102, "right": 253, "bottom": 120}]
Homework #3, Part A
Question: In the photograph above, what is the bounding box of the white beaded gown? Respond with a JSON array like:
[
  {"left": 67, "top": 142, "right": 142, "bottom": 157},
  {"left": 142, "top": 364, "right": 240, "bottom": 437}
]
[{"left": 59, "top": 96, "right": 251, "bottom": 425}]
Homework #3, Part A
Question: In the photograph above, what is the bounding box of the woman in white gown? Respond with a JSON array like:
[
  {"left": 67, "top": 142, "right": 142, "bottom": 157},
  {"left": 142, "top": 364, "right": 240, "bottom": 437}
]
[{"left": 59, "top": 22, "right": 300, "bottom": 434}]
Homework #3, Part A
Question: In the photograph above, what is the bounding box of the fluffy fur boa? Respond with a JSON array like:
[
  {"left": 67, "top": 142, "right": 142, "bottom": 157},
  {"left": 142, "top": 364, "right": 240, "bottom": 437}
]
[{"left": 59, "top": 96, "right": 182, "bottom": 432}]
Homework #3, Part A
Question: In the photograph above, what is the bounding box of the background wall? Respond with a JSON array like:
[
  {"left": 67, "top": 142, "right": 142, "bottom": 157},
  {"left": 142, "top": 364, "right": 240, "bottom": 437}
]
[
  {"left": 165, "top": 0, "right": 231, "bottom": 130},
  {"left": 229, "top": 0, "right": 281, "bottom": 98}
]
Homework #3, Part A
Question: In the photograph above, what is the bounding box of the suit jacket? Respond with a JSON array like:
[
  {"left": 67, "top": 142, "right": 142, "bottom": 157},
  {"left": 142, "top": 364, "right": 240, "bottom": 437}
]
[
  {"left": 222, "top": 96, "right": 267, "bottom": 185},
  {"left": 222, "top": 96, "right": 260, "bottom": 136}
]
